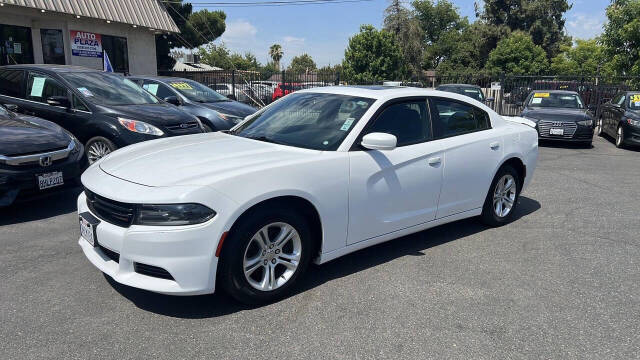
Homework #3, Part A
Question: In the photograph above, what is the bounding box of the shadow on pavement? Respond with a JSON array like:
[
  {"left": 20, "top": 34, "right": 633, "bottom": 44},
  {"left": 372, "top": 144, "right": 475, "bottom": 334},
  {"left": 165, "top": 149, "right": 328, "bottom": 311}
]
[
  {"left": 0, "top": 186, "right": 83, "bottom": 226},
  {"left": 107, "top": 196, "right": 541, "bottom": 319}
]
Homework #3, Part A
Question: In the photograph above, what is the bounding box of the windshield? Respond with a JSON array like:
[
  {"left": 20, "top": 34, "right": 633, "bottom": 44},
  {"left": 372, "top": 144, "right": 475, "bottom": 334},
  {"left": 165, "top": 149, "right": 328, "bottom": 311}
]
[
  {"left": 167, "top": 79, "right": 228, "bottom": 102},
  {"left": 61, "top": 72, "right": 159, "bottom": 106},
  {"left": 232, "top": 92, "right": 376, "bottom": 150},
  {"left": 629, "top": 94, "right": 640, "bottom": 110},
  {"left": 460, "top": 88, "right": 484, "bottom": 101},
  {"left": 528, "top": 92, "right": 584, "bottom": 109}
]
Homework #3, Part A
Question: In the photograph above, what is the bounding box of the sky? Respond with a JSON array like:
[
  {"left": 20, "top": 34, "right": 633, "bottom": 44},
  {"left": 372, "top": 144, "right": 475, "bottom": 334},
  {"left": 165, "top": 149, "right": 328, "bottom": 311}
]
[{"left": 188, "top": 0, "right": 611, "bottom": 67}]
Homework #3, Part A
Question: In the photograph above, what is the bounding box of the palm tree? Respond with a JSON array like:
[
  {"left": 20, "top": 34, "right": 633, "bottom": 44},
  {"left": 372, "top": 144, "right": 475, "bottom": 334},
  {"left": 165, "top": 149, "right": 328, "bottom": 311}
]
[{"left": 269, "top": 44, "right": 283, "bottom": 71}]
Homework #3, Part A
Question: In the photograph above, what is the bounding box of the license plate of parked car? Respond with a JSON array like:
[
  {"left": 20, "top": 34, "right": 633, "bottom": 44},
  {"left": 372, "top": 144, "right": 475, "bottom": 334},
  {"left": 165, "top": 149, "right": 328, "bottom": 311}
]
[
  {"left": 37, "top": 172, "right": 64, "bottom": 190},
  {"left": 550, "top": 128, "right": 564, "bottom": 136},
  {"left": 79, "top": 215, "right": 96, "bottom": 246}
]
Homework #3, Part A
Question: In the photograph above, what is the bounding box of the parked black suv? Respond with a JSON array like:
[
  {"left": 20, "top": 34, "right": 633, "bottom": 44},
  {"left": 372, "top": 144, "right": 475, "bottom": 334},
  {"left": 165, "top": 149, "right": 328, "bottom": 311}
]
[
  {"left": 0, "top": 65, "right": 203, "bottom": 164},
  {"left": 129, "top": 76, "right": 257, "bottom": 131},
  {"left": 0, "top": 104, "right": 85, "bottom": 206}
]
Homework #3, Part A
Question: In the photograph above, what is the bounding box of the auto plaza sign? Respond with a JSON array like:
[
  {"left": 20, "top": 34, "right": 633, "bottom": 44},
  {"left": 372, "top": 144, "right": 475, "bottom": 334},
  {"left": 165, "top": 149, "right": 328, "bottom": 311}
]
[{"left": 70, "top": 30, "right": 102, "bottom": 58}]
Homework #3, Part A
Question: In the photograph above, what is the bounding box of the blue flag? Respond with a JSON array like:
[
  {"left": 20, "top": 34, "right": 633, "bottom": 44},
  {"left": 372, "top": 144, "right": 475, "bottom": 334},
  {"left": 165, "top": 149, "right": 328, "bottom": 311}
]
[{"left": 103, "top": 51, "right": 114, "bottom": 72}]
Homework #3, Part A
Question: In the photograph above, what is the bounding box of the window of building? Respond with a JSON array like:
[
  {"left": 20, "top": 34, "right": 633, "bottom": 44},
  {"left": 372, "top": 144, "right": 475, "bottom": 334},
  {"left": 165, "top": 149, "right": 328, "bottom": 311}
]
[
  {"left": 0, "top": 69, "right": 25, "bottom": 98},
  {"left": 40, "top": 29, "right": 65, "bottom": 65},
  {"left": 366, "top": 99, "right": 431, "bottom": 147},
  {"left": 26, "top": 72, "right": 67, "bottom": 103},
  {"left": 431, "top": 98, "right": 490, "bottom": 139},
  {"left": 0, "top": 24, "right": 34, "bottom": 66},
  {"left": 102, "top": 35, "right": 129, "bottom": 73}
]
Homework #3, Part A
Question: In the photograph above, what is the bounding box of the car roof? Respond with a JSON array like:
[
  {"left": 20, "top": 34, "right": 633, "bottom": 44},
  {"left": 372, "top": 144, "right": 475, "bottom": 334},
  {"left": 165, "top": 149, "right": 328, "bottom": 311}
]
[
  {"left": 0, "top": 64, "right": 100, "bottom": 73},
  {"left": 531, "top": 90, "right": 579, "bottom": 95},
  {"left": 127, "top": 75, "right": 191, "bottom": 82},
  {"left": 297, "top": 85, "right": 482, "bottom": 102}
]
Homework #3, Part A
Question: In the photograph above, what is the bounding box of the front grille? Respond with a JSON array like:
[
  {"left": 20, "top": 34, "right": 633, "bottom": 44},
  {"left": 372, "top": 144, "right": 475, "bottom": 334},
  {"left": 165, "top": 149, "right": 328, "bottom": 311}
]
[
  {"left": 99, "top": 245, "right": 120, "bottom": 263},
  {"left": 165, "top": 121, "right": 200, "bottom": 132},
  {"left": 85, "top": 188, "right": 136, "bottom": 228},
  {"left": 134, "top": 262, "right": 174, "bottom": 280},
  {"left": 538, "top": 121, "right": 578, "bottom": 139}
]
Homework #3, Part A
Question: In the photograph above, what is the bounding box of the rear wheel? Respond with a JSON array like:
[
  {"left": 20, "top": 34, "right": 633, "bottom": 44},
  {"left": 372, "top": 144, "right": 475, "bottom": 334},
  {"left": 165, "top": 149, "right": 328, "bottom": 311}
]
[
  {"left": 218, "top": 206, "right": 312, "bottom": 304},
  {"left": 481, "top": 165, "right": 520, "bottom": 227},
  {"left": 616, "top": 126, "right": 625, "bottom": 148},
  {"left": 86, "top": 136, "right": 117, "bottom": 164},
  {"left": 596, "top": 117, "right": 604, "bottom": 137}
]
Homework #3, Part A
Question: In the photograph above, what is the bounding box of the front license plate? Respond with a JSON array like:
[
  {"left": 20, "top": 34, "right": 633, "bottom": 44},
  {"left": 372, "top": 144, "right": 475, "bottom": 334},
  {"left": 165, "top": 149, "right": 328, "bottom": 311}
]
[
  {"left": 37, "top": 171, "right": 64, "bottom": 190},
  {"left": 79, "top": 212, "right": 100, "bottom": 247},
  {"left": 550, "top": 128, "right": 564, "bottom": 136}
]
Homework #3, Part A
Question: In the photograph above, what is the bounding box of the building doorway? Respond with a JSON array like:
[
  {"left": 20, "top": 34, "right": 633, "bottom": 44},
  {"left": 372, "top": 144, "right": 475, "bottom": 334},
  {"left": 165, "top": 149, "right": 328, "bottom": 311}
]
[{"left": 0, "top": 24, "right": 34, "bottom": 65}]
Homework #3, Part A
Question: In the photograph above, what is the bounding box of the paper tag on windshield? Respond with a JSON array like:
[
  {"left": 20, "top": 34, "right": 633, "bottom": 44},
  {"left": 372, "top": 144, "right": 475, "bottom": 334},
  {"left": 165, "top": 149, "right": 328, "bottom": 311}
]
[
  {"left": 632, "top": 94, "right": 640, "bottom": 102},
  {"left": 340, "top": 118, "right": 355, "bottom": 131},
  {"left": 534, "top": 92, "right": 550, "bottom": 98},
  {"left": 30, "top": 77, "right": 46, "bottom": 97},
  {"left": 531, "top": 97, "right": 542, "bottom": 104},
  {"left": 77, "top": 87, "right": 93, "bottom": 97}
]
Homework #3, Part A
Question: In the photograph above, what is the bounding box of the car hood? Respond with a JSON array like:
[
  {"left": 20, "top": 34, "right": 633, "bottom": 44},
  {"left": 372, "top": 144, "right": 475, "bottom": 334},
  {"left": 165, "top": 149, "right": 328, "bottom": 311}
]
[
  {"left": 98, "top": 133, "right": 319, "bottom": 187},
  {"left": 99, "top": 103, "right": 197, "bottom": 125},
  {"left": 0, "top": 114, "right": 71, "bottom": 156},
  {"left": 522, "top": 108, "right": 589, "bottom": 122},
  {"left": 199, "top": 100, "right": 256, "bottom": 117}
]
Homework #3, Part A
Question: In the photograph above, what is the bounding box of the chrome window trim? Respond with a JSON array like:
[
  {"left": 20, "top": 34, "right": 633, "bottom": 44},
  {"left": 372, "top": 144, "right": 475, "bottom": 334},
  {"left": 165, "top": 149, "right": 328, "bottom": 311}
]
[{"left": 0, "top": 141, "right": 75, "bottom": 166}]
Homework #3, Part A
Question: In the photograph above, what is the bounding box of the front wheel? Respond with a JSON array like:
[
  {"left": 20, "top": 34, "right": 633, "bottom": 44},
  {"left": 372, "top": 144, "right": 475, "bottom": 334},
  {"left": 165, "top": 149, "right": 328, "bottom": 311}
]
[
  {"left": 616, "top": 126, "right": 625, "bottom": 149},
  {"left": 481, "top": 165, "right": 520, "bottom": 227},
  {"left": 218, "top": 206, "right": 313, "bottom": 304},
  {"left": 596, "top": 117, "right": 604, "bottom": 137},
  {"left": 86, "top": 136, "right": 117, "bottom": 164}
]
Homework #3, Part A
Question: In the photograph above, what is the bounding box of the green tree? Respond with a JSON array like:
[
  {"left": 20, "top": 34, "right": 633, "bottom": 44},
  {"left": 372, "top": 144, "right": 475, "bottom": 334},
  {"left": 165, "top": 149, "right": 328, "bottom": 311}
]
[
  {"left": 342, "top": 25, "right": 404, "bottom": 83},
  {"left": 288, "top": 54, "right": 317, "bottom": 73},
  {"left": 551, "top": 39, "right": 610, "bottom": 75},
  {"left": 476, "top": 0, "right": 572, "bottom": 59},
  {"left": 602, "top": 0, "right": 640, "bottom": 75},
  {"left": 413, "top": 0, "right": 467, "bottom": 45},
  {"left": 198, "top": 43, "right": 233, "bottom": 69},
  {"left": 156, "top": 2, "right": 226, "bottom": 70},
  {"left": 485, "top": 32, "right": 549, "bottom": 75},
  {"left": 434, "top": 24, "right": 485, "bottom": 74},
  {"left": 384, "top": 0, "right": 424, "bottom": 78},
  {"left": 230, "top": 52, "right": 260, "bottom": 71},
  {"left": 269, "top": 44, "right": 284, "bottom": 71}
]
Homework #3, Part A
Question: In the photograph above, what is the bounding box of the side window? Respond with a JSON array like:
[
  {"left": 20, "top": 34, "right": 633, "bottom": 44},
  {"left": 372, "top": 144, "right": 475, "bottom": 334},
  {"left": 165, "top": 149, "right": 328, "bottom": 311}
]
[
  {"left": 431, "top": 98, "right": 490, "bottom": 139},
  {"left": 72, "top": 94, "right": 89, "bottom": 112},
  {"left": 366, "top": 99, "right": 431, "bottom": 147},
  {"left": 0, "top": 69, "right": 25, "bottom": 98},
  {"left": 616, "top": 94, "right": 626, "bottom": 106},
  {"left": 26, "top": 72, "right": 67, "bottom": 103},
  {"left": 142, "top": 81, "right": 174, "bottom": 99},
  {"left": 612, "top": 94, "right": 623, "bottom": 105}
]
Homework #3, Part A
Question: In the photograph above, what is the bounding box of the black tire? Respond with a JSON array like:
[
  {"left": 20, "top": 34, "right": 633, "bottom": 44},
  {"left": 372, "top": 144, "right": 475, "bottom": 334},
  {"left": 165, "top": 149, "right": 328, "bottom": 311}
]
[
  {"left": 218, "top": 205, "right": 313, "bottom": 305},
  {"left": 481, "top": 165, "right": 521, "bottom": 227},
  {"left": 85, "top": 136, "right": 117, "bottom": 164},
  {"left": 202, "top": 123, "right": 214, "bottom": 133}
]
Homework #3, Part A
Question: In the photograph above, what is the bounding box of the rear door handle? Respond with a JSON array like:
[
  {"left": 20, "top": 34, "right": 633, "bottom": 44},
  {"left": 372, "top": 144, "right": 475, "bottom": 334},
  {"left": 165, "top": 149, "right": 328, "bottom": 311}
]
[
  {"left": 490, "top": 141, "right": 501, "bottom": 150},
  {"left": 428, "top": 157, "right": 442, "bottom": 166}
]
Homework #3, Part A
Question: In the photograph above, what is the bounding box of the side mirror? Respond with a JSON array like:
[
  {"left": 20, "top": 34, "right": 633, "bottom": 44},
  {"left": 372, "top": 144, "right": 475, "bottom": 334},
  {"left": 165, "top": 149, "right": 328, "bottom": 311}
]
[
  {"left": 164, "top": 96, "right": 181, "bottom": 106},
  {"left": 46, "top": 96, "right": 71, "bottom": 108},
  {"left": 3, "top": 103, "right": 19, "bottom": 112},
  {"left": 361, "top": 132, "right": 397, "bottom": 151}
]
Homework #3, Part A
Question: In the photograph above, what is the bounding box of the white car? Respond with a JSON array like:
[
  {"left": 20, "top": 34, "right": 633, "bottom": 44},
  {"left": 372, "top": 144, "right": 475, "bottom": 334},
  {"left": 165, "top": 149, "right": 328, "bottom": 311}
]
[{"left": 77, "top": 86, "right": 538, "bottom": 304}]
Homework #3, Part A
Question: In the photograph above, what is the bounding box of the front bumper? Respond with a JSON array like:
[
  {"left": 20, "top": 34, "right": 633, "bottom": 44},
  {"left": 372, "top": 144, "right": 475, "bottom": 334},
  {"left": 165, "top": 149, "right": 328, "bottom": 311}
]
[
  {"left": 622, "top": 124, "right": 640, "bottom": 145},
  {"left": 0, "top": 149, "right": 86, "bottom": 206},
  {"left": 536, "top": 122, "right": 593, "bottom": 143}
]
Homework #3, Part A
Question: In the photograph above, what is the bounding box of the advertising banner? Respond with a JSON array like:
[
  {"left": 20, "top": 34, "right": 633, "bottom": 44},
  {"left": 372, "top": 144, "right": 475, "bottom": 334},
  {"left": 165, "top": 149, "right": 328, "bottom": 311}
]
[{"left": 70, "top": 30, "right": 102, "bottom": 58}]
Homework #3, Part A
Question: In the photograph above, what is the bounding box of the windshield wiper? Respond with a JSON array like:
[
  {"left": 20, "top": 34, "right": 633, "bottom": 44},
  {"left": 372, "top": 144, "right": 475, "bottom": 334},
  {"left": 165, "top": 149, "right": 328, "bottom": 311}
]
[{"left": 244, "top": 135, "right": 286, "bottom": 145}]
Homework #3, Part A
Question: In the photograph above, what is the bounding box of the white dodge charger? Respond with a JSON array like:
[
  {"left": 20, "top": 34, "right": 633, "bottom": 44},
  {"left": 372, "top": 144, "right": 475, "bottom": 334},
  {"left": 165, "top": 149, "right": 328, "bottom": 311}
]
[{"left": 77, "top": 86, "right": 538, "bottom": 304}]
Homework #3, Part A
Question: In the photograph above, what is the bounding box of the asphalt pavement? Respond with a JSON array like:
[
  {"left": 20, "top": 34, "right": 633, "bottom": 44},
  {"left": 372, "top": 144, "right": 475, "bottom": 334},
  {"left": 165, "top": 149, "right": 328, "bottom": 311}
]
[{"left": 1, "top": 135, "right": 639, "bottom": 359}]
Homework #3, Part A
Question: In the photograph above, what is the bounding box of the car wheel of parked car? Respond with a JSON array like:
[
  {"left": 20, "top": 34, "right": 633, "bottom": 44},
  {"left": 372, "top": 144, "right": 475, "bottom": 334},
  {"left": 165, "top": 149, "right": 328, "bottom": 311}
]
[
  {"left": 219, "top": 205, "right": 312, "bottom": 304},
  {"left": 202, "top": 124, "right": 214, "bottom": 132},
  {"left": 481, "top": 165, "right": 520, "bottom": 227},
  {"left": 86, "top": 136, "right": 117, "bottom": 164},
  {"left": 596, "top": 117, "right": 604, "bottom": 137},
  {"left": 616, "top": 126, "right": 625, "bottom": 148}
]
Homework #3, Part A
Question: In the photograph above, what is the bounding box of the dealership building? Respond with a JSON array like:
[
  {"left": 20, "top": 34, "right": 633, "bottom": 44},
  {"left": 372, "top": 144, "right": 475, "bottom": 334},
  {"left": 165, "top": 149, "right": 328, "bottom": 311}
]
[{"left": 0, "top": 0, "right": 179, "bottom": 75}]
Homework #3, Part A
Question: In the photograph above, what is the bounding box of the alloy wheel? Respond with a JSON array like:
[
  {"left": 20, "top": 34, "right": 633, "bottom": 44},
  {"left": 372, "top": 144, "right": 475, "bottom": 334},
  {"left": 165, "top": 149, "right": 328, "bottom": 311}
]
[
  {"left": 493, "top": 174, "right": 517, "bottom": 218},
  {"left": 616, "top": 127, "right": 623, "bottom": 147},
  {"left": 243, "top": 222, "right": 302, "bottom": 292},
  {"left": 87, "top": 140, "right": 112, "bottom": 164},
  {"left": 597, "top": 118, "right": 603, "bottom": 136}
]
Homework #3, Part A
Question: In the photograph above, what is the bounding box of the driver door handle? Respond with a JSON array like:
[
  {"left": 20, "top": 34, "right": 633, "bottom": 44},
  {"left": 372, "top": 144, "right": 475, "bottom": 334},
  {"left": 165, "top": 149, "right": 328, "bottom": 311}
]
[
  {"left": 490, "top": 141, "right": 501, "bottom": 150},
  {"left": 428, "top": 157, "right": 442, "bottom": 166}
]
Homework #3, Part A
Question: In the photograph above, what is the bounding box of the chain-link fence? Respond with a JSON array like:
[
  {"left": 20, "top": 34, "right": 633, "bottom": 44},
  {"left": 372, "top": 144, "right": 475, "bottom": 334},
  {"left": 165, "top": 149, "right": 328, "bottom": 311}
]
[{"left": 158, "top": 69, "right": 640, "bottom": 117}]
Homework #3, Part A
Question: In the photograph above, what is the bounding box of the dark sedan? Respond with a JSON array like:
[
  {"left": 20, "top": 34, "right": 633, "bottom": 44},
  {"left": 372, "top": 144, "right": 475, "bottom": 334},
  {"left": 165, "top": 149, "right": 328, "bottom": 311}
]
[
  {"left": 0, "top": 65, "right": 203, "bottom": 164},
  {"left": 129, "top": 76, "right": 257, "bottom": 132},
  {"left": 0, "top": 104, "right": 85, "bottom": 206},
  {"left": 521, "top": 90, "right": 594, "bottom": 147},
  {"left": 597, "top": 91, "right": 640, "bottom": 148}
]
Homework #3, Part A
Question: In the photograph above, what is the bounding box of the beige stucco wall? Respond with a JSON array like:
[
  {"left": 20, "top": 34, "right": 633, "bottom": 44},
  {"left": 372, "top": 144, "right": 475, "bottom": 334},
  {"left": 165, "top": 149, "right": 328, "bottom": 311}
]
[{"left": 0, "top": 6, "right": 159, "bottom": 75}]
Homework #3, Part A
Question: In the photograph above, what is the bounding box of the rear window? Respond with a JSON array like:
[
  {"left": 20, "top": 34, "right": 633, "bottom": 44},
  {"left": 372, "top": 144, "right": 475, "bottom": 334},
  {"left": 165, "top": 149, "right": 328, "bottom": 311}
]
[{"left": 0, "top": 69, "right": 24, "bottom": 98}]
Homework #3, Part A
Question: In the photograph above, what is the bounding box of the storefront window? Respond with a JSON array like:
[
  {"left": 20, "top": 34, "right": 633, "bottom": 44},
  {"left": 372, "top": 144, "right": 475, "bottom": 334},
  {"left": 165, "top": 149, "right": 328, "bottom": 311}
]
[
  {"left": 40, "top": 29, "right": 65, "bottom": 65},
  {"left": 102, "top": 35, "right": 129, "bottom": 73},
  {"left": 0, "top": 24, "right": 34, "bottom": 66}
]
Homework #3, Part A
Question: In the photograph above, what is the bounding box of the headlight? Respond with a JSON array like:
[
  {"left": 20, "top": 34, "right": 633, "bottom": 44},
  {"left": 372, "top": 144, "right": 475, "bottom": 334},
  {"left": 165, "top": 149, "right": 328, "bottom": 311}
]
[
  {"left": 577, "top": 119, "right": 593, "bottom": 126},
  {"left": 627, "top": 118, "right": 640, "bottom": 127},
  {"left": 218, "top": 113, "right": 243, "bottom": 124},
  {"left": 118, "top": 117, "right": 164, "bottom": 136},
  {"left": 134, "top": 203, "right": 216, "bottom": 226},
  {"left": 63, "top": 130, "right": 81, "bottom": 153}
]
